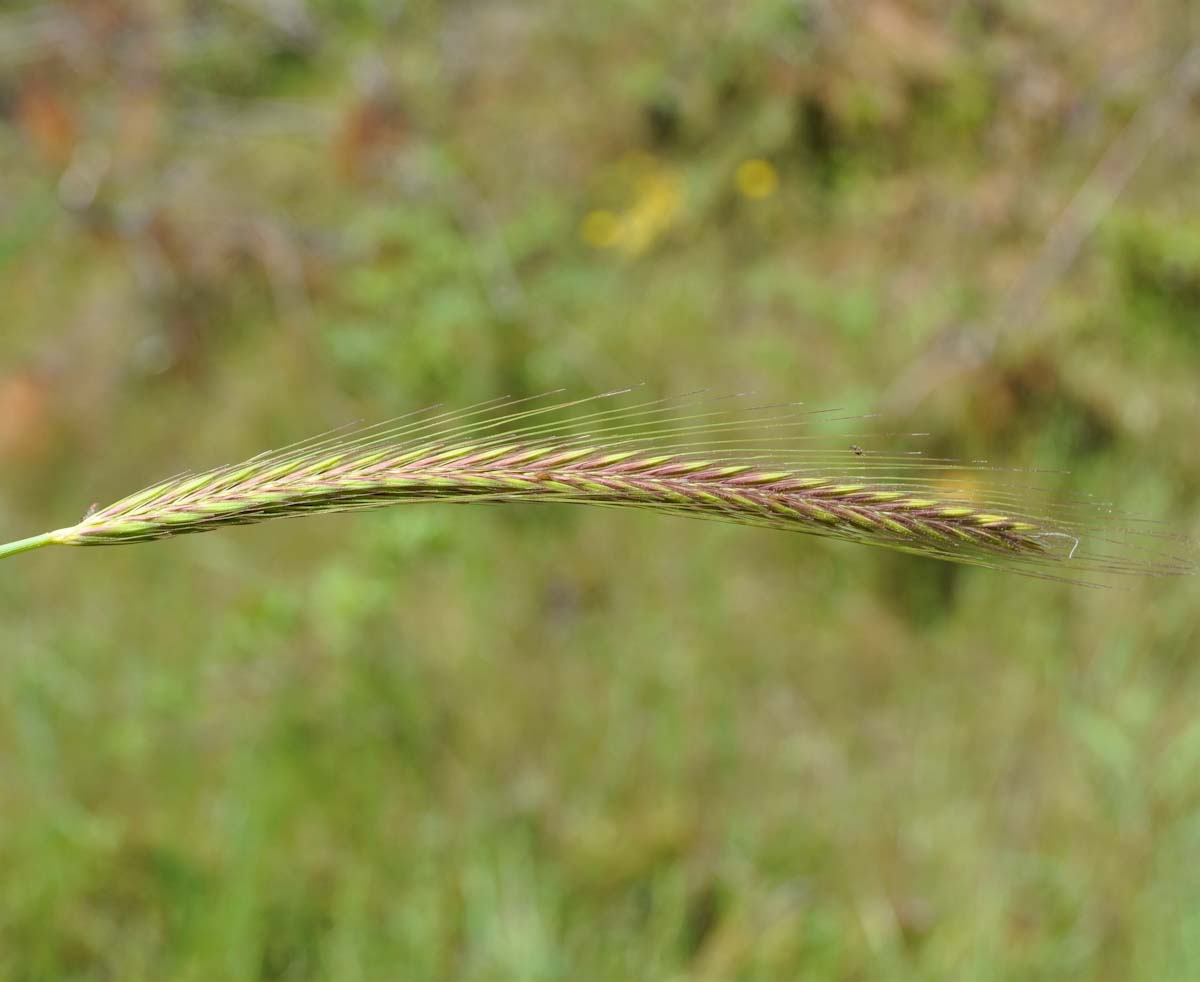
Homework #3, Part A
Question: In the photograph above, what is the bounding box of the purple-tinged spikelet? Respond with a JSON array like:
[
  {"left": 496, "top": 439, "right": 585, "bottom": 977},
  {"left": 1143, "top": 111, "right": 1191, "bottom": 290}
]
[{"left": 3, "top": 391, "right": 1195, "bottom": 582}]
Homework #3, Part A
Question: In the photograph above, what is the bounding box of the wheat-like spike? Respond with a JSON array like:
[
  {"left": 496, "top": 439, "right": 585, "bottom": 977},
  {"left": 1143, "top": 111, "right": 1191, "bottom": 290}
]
[{"left": 1, "top": 392, "right": 1194, "bottom": 582}]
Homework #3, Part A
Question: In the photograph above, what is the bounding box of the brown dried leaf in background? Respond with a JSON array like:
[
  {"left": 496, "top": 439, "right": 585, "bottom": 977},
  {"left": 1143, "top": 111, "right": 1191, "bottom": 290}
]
[
  {"left": 332, "top": 64, "right": 408, "bottom": 184},
  {"left": 14, "top": 67, "right": 78, "bottom": 169},
  {"left": 0, "top": 369, "right": 58, "bottom": 467}
]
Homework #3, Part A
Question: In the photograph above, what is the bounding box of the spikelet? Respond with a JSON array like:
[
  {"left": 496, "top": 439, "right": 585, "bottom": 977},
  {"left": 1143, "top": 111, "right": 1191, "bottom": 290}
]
[{"left": 1, "top": 390, "right": 1194, "bottom": 583}]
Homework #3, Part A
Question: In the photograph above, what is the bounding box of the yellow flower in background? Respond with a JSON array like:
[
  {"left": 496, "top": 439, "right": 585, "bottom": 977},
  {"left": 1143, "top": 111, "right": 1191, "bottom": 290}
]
[
  {"left": 580, "top": 210, "right": 622, "bottom": 248},
  {"left": 735, "top": 158, "right": 778, "bottom": 200},
  {"left": 581, "top": 157, "right": 684, "bottom": 255},
  {"left": 619, "top": 170, "right": 682, "bottom": 255}
]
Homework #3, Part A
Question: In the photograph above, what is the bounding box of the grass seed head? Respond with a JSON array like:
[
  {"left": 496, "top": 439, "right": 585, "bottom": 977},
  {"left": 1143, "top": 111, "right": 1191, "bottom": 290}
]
[{"left": 2, "top": 391, "right": 1194, "bottom": 584}]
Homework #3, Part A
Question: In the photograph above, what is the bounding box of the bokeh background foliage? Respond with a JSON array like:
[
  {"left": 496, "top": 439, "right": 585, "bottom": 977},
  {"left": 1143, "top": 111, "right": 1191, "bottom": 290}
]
[{"left": 2, "top": 1, "right": 1200, "bottom": 979}]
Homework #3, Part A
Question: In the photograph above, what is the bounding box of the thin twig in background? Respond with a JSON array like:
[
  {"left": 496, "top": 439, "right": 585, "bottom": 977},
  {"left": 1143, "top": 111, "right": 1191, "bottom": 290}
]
[{"left": 881, "top": 43, "right": 1200, "bottom": 415}]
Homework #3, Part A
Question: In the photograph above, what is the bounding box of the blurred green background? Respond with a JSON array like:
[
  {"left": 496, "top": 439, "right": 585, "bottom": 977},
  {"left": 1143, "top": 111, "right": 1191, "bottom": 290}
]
[{"left": 2, "top": 2, "right": 1200, "bottom": 979}]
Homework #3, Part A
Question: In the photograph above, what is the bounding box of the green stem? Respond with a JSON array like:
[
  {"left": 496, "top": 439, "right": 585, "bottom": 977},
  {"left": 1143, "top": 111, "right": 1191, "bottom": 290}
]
[{"left": 0, "top": 532, "right": 59, "bottom": 560}]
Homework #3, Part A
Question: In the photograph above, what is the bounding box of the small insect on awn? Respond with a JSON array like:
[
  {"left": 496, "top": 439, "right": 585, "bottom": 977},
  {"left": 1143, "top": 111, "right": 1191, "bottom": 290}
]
[{"left": 849, "top": 444, "right": 864, "bottom": 456}]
